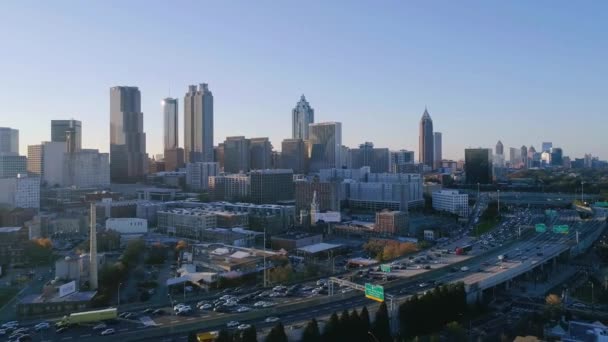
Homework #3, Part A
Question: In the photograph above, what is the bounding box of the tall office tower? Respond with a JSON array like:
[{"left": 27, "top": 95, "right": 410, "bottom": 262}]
[
  {"left": 0, "top": 155, "right": 26, "bottom": 178},
  {"left": 349, "top": 142, "right": 390, "bottom": 173},
  {"left": 495, "top": 140, "right": 504, "bottom": 155},
  {"left": 281, "top": 139, "right": 307, "bottom": 174},
  {"left": 419, "top": 109, "right": 434, "bottom": 167},
  {"left": 292, "top": 95, "right": 314, "bottom": 140},
  {"left": 110, "top": 86, "right": 147, "bottom": 182},
  {"left": 509, "top": 147, "right": 521, "bottom": 167},
  {"left": 390, "top": 150, "right": 415, "bottom": 166},
  {"left": 223, "top": 136, "right": 251, "bottom": 173},
  {"left": 184, "top": 84, "right": 214, "bottom": 163},
  {"left": 51, "top": 119, "right": 82, "bottom": 153},
  {"left": 542, "top": 142, "right": 553, "bottom": 153},
  {"left": 162, "top": 98, "right": 179, "bottom": 151},
  {"left": 249, "top": 137, "right": 273, "bottom": 170},
  {"left": 433, "top": 132, "right": 442, "bottom": 169},
  {"left": 521, "top": 145, "right": 528, "bottom": 169},
  {"left": 308, "top": 122, "right": 342, "bottom": 172},
  {"left": 250, "top": 169, "right": 294, "bottom": 204},
  {"left": 0, "top": 127, "right": 19, "bottom": 154},
  {"left": 27, "top": 141, "right": 66, "bottom": 187},
  {"left": 551, "top": 147, "right": 563, "bottom": 166},
  {"left": 584, "top": 154, "right": 593, "bottom": 168},
  {"left": 89, "top": 202, "right": 98, "bottom": 290},
  {"left": 465, "top": 148, "right": 493, "bottom": 184}
]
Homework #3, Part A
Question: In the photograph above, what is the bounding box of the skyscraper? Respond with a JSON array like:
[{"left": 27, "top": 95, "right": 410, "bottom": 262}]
[
  {"left": 281, "top": 139, "right": 307, "bottom": 174},
  {"left": 162, "top": 98, "right": 178, "bottom": 151},
  {"left": 551, "top": 147, "right": 563, "bottom": 166},
  {"left": 51, "top": 119, "right": 81, "bottom": 153},
  {"left": 465, "top": 148, "right": 493, "bottom": 184},
  {"left": 109, "top": 86, "right": 147, "bottom": 182},
  {"left": 223, "top": 136, "right": 251, "bottom": 173},
  {"left": 433, "top": 132, "right": 442, "bottom": 169},
  {"left": 419, "top": 109, "right": 434, "bottom": 167},
  {"left": 521, "top": 145, "right": 528, "bottom": 169},
  {"left": 184, "top": 84, "right": 214, "bottom": 163},
  {"left": 308, "top": 122, "right": 342, "bottom": 172},
  {"left": 495, "top": 140, "right": 504, "bottom": 155},
  {"left": 0, "top": 127, "right": 18, "bottom": 155},
  {"left": 249, "top": 137, "right": 273, "bottom": 170},
  {"left": 250, "top": 169, "right": 294, "bottom": 204},
  {"left": 542, "top": 142, "right": 553, "bottom": 153},
  {"left": 292, "top": 95, "right": 314, "bottom": 140},
  {"left": 349, "top": 142, "right": 390, "bottom": 173}
]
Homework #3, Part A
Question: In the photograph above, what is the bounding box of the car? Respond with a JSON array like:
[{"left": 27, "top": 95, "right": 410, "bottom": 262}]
[
  {"left": 236, "top": 306, "right": 250, "bottom": 313},
  {"left": 227, "top": 321, "right": 240, "bottom": 328},
  {"left": 100, "top": 328, "right": 115, "bottom": 336},
  {"left": 34, "top": 322, "right": 50, "bottom": 331},
  {"left": 93, "top": 323, "right": 107, "bottom": 331},
  {"left": 2, "top": 322, "right": 18, "bottom": 329},
  {"left": 56, "top": 327, "right": 68, "bottom": 334},
  {"left": 173, "top": 304, "right": 186, "bottom": 311},
  {"left": 418, "top": 282, "right": 428, "bottom": 288},
  {"left": 237, "top": 324, "right": 251, "bottom": 330},
  {"left": 460, "top": 266, "right": 469, "bottom": 272},
  {"left": 265, "top": 317, "right": 280, "bottom": 323},
  {"left": 200, "top": 304, "right": 213, "bottom": 310},
  {"left": 143, "top": 308, "right": 154, "bottom": 314},
  {"left": 0, "top": 329, "right": 6, "bottom": 336},
  {"left": 262, "top": 302, "right": 276, "bottom": 308},
  {"left": 423, "top": 265, "right": 431, "bottom": 270},
  {"left": 12, "top": 328, "right": 28, "bottom": 335},
  {"left": 197, "top": 301, "right": 208, "bottom": 307},
  {"left": 152, "top": 309, "right": 165, "bottom": 315}
]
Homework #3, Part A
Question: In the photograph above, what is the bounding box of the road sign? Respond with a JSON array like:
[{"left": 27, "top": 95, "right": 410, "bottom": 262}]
[
  {"left": 380, "top": 264, "right": 391, "bottom": 273},
  {"left": 365, "top": 283, "right": 384, "bottom": 302},
  {"left": 552, "top": 225, "right": 569, "bottom": 234},
  {"left": 535, "top": 223, "right": 547, "bottom": 233}
]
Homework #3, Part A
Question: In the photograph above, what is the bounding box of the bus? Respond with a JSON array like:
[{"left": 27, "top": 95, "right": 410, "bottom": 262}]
[{"left": 58, "top": 308, "right": 117, "bottom": 326}]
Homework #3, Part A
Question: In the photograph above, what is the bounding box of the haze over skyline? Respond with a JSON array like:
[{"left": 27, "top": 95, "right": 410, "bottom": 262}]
[{"left": 0, "top": 1, "right": 606, "bottom": 160}]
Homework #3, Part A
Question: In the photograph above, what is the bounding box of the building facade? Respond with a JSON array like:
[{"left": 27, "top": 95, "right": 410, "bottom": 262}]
[
  {"left": 0, "top": 127, "right": 18, "bottom": 155},
  {"left": 162, "top": 98, "right": 179, "bottom": 151},
  {"left": 465, "top": 148, "right": 493, "bottom": 184},
  {"left": 294, "top": 180, "right": 341, "bottom": 214},
  {"left": 51, "top": 119, "right": 81, "bottom": 153},
  {"left": 209, "top": 174, "right": 251, "bottom": 201},
  {"left": 0, "top": 174, "right": 40, "bottom": 209},
  {"left": 375, "top": 210, "right": 409, "bottom": 235},
  {"left": 433, "top": 132, "right": 442, "bottom": 169},
  {"left": 249, "top": 137, "right": 273, "bottom": 170},
  {"left": 223, "top": 136, "right": 251, "bottom": 173},
  {"left": 184, "top": 84, "right": 214, "bottom": 163},
  {"left": 308, "top": 122, "right": 342, "bottom": 172},
  {"left": 28, "top": 142, "right": 66, "bottom": 187},
  {"left": 432, "top": 190, "right": 469, "bottom": 217},
  {"left": 281, "top": 139, "right": 307, "bottom": 174},
  {"left": 419, "top": 109, "right": 434, "bottom": 168},
  {"left": 0, "top": 154, "right": 26, "bottom": 178},
  {"left": 292, "top": 95, "right": 314, "bottom": 140},
  {"left": 110, "top": 86, "right": 147, "bottom": 182},
  {"left": 186, "top": 162, "right": 220, "bottom": 191},
  {"left": 250, "top": 169, "right": 294, "bottom": 204},
  {"left": 349, "top": 142, "right": 390, "bottom": 173},
  {"left": 157, "top": 208, "right": 217, "bottom": 240},
  {"left": 63, "top": 149, "right": 110, "bottom": 188}
]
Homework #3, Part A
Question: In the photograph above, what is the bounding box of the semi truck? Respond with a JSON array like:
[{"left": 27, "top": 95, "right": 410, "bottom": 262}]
[
  {"left": 455, "top": 244, "right": 473, "bottom": 255},
  {"left": 57, "top": 308, "right": 117, "bottom": 326}
]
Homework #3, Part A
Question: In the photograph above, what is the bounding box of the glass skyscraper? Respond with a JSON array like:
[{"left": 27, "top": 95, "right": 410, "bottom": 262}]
[
  {"left": 184, "top": 84, "right": 214, "bottom": 163},
  {"left": 162, "top": 98, "right": 178, "bottom": 151},
  {"left": 51, "top": 119, "right": 81, "bottom": 153},
  {"left": 419, "top": 109, "right": 434, "bottom": 167},
  {"left": 292, "top": 95, "right": 314, "bottom": 140}
]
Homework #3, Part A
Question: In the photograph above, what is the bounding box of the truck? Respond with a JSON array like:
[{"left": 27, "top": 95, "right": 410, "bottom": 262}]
[
  {"left": 455, "top": 244, "right": 473, "bottom": 255},
  {"left": 58, "top": 308, "right": 117, "bottom": 326}
]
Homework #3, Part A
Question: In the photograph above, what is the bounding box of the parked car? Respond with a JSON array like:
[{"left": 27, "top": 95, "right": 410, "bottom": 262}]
[
  {"left": 100, "top": 328, "right": 115, "bottom": 336},
  {"left": 226, "top": 321, "right": 240, "bottom": 328},
  {"left": 265, "top": 317, "right": 280, "bottom": 323}
]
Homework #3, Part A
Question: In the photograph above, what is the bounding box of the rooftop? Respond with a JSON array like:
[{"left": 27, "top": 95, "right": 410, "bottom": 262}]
[
  {"left": 0, "top": 227, "right": 22, "bottom": 233},
  {"left": 297, "top": 242, "right": 342, "bottom": 254},
  {"left": 19, "top": 291, "right": 97, "bottom": 304}
]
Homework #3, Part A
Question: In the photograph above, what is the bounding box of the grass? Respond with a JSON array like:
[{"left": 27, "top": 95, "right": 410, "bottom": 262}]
[{"left": 0, "top": 287, "right": 19, "bottom": 308}]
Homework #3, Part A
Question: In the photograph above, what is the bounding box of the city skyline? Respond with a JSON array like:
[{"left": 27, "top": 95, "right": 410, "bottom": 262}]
[{"left": 0, "top": 2, "right": 606, "bottom": 160}]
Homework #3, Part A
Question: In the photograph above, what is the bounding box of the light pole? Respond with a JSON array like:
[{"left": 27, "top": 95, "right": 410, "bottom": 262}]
[{"left": 117, "top": 282, "right": 122, "bottom": 307}]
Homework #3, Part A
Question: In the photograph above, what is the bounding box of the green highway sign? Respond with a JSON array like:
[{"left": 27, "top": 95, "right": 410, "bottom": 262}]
[
  {"left": 380, "top": 264, "right": 391, "bottom": 273},
  {"left": 535, "top": 223, "right": 547, "bottom": 233},
  {"left": 365, "top": 283, "right": 384, "bottom": 302},
  {"left": 552, "top": 225, "right": 569, "bottom": 234}
]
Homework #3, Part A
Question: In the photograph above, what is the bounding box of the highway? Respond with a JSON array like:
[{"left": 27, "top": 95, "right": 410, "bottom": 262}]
[{"left": 4, "top": 207, "right": 606, "bottom": 342}]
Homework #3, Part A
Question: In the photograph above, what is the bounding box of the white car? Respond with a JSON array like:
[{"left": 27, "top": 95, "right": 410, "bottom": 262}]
[
  {"left": 34, "top": 322, "right": 50, "bottom": 331},
  {"left": 237, "top": 324, "right": 251, "bottom": 330},
  {"left": 100, "top": 328, "right": 115, "bottom": 336},
  {"left": 173, "top": 304, "right": 186, "bottom": 311},
  {"left": 226, "top": 321, "right": 240, "bottom": 328},
  {"left": 262, "top": 302, "right": 275, "bottom": 308},
  {"left": 254, "top": 301, "right": 266, "bottom": 307},
  {"left": 265, "top": 317, "right": 280, "bottom": 323},
  {"left": 1, "top": 322, "right": 18, "bottom": 329},
  {"left": 199, "top": 304, "right": 213, "bottom": 310},
  {"left": 236, "top": 307, "right": 250, "bottom": 313}
]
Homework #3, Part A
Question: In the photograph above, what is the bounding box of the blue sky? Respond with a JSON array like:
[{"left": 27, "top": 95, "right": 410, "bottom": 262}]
[{"left": 0, "top": 1, "right": 606, "bottom": 160}]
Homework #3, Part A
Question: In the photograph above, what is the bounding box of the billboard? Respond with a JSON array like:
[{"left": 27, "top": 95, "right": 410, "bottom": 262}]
[{"left": 59, "top": 280, "right": 77, "bottom": 298}]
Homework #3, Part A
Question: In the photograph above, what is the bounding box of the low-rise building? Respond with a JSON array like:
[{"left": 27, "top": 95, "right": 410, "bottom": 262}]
[
  {"left": 157, "top": 208, "right": 217, "bottom": 240},
  {"left": 105, "top": 218, "right": 148, "bottom": 234},
  {"left": 432, "top": 190, "right": 469, "bottom": 217},
  {"left": 271, "top": 232, "right": 323, "bottom": 251},
  {"left": 0, "top": 174, "right": 40, "bottom": 209},
  {"left": 375, "top": 210, "right": 409, "bottom": 235},
  {"left": 55, "top": 253, "right": 106, "bottom": 286},
  {"left": 0, "top": 226, "right": 29, "bottom": 265}
]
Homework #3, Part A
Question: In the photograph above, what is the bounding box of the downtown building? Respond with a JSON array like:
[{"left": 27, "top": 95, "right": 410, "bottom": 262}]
[
  {"left": 281, "top": 139, "right": 307, "bottom": 174},
  {"left": 249, "top": 137, "right": 273, "bottom": 170},
  {"left": 0, "top": 127, "right": 19, "bottom": 154},
  {"left": 294, "top": 179, "right": 341, "bottom": 214},
  {"left": 465, "top": 148, "right": 493, "bottom": 184},
  {"left": 349, "top": 142, "right": 390, "bottom": 173},
  {"left": 223, "top": 136, "right": 251, "bottom": 173},
  {"left": 184, "top": 84, "right": 214, "bottom": 163},
  {"left": 0, "top": 174, "right": 40, "bottom": 209},
  {"left": 432, "top": 190, "right": 469, "bottom": 217},
  {"left": 250, "top": 169, "right": 294, "bottom": 205},
  {"left": 292, "top": 95, "right": 314, "bottom": 140},
  {"left": 163, "top": 97, "right": 184, "bottom": 171},
  {"left": 28, "top": 141, "right": 66, "bottom": 187},
  {"left": 419, "top": 109, "right": 434, "bottom": 168},
  {"left": 0, "top": 154, "right": 26, "bottom": 179},
  {"left": 63, "top": 149, "right": 110, "bottom": 188},
  {"left": 433, "top": 132, "right": 442, "bottom": 169},
  {"left": 308, "top": 122, "right": 342, "bottom": 172},
  {"left": 186, "top": 162, "right": 220, "bottom": 191},
  {"left": 375, "top": 210, "right": 409, "bottom": 235},
  {"left": 209, "top": 174, "right": 250, "bottom": 201},
  {"left": 110, "top": 86, "right": 147, "bottom": 182},
  {"left": 51, "top": 119, "right": 81, "bottom": 153}
]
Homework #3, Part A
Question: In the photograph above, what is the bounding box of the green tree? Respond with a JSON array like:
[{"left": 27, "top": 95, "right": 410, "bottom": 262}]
[
  {"left": 265, "top": 322, "right": 288, "bottom": 342},
  {"left": 241, "top": 325, "right": 257, "bottom": 342},
  {"left": 360, "top": 306, "right": 371, "bottom": 334},
  {"left": 444, "top": 322, "right": 467, "bottom": 342},
  {"left": 372, "top": 302, "right": 392, "bottom": 342},
  {"left": 301, "top": 318, "right": 321, "bottom": 342},
  {"left": 322, "top": 312, "right": 340, "bottom": 342}
]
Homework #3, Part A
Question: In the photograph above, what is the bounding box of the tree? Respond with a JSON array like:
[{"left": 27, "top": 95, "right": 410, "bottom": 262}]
[
  {"left": 265, "top": 322, "right": 288, "bottom": 342},
  {"left": 217, "top": 329, "right": 234, "bottom": 342},
  {"left": 444, "top": 322, "right": 467, "bottom": 342},
  {"left": 241, "top": 325, "right": 257, "bottom": 342},
  {"left": 360, "top": 306, "right": 371, "bottom": 334},
  {"left": 372, "top": 302, "right": 392, "bottom": 342},
  {"left": 301, "top": 318, "right": 321, "bottom": 342},
  {"left": 322, "top": 312, "right": 340, "bottom": 342},
  {"left": 24, "top": 238, "right": 53, "bottom": 265},
  {"left": 339, "top": 309, "right": 352, "bottom": 340}
]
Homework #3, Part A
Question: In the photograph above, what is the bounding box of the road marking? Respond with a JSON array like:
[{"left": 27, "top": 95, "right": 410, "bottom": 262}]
[
  {"left": 81, "top": 334, "right": 92, "bottom": 337},
  {"left": 119, "top": 328, "right": 129, "bottom": 332},
  {"left": 186, "top": 317, "right": 195, "bottom": 321},
  {"left": 170, "top": 320, "right": 179, "bottom": 324},
  {"left": 62, "top": 337, "right": 73, "bottom": 340}
]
